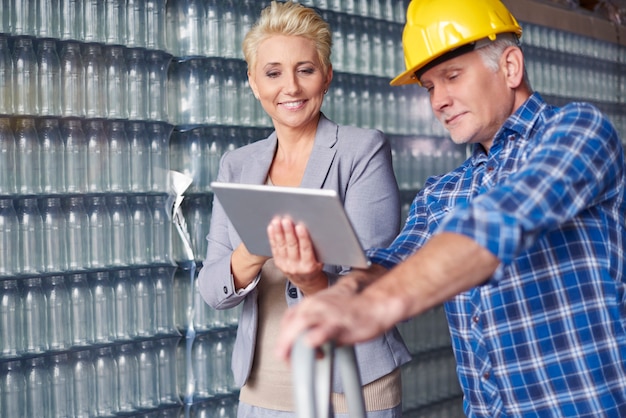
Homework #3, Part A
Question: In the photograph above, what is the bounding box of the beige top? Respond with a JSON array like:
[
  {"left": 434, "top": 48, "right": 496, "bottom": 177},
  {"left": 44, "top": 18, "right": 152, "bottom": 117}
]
[{"left": 238, "top": 261, "right": 402, "bottom": 412}]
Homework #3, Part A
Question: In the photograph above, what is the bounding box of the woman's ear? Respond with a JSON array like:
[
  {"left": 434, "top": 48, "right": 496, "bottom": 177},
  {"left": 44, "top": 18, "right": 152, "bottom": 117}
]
[
  {"left": 502, "top": 47, "right": 525, "bottom": 89},
  {"left": 248, "top": 71, "right": 260, "bottom": 99},
  {"left": 325, "top": 64, "right": 333, "bottom": 92}
]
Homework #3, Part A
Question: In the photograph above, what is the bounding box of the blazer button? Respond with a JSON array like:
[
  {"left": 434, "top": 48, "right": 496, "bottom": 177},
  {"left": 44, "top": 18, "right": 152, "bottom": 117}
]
[{"left": 223, "top": 286, "right": 228, "bottom": 294}]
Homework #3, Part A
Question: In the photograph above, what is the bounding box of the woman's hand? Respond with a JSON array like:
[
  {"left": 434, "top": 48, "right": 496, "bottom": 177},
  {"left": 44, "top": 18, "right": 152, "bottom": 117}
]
[{"left": 267, "top": 216, "right": 327, "bottom": 295}]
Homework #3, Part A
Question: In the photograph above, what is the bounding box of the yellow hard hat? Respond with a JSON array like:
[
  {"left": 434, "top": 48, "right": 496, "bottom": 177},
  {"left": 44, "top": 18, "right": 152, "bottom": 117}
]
[{"left": 390, "top": 0, "right": 523, "bottom": 86}]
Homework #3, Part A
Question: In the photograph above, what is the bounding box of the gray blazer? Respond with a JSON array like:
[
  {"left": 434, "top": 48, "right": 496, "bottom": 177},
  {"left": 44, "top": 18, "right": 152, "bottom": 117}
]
[{"left": 198, "top": 114, "right": 411, "bottom": 392}]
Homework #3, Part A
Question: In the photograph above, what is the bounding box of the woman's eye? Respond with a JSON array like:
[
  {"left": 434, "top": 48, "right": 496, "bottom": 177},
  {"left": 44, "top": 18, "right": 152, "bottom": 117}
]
[{"left": 266, "top": 71, "right": 280, "bottom": 78}]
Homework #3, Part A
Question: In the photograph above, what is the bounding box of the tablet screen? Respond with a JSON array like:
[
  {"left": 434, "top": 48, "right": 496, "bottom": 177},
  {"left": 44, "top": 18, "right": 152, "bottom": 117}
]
[{"left": 210, "top": 182, "right": 370, "bottom": 268}]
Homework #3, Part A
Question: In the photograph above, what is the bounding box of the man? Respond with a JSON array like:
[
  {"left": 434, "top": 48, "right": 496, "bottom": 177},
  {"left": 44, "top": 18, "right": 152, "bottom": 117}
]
[{"left": 273, "top": 0, "right": 626, "bottom": 416}]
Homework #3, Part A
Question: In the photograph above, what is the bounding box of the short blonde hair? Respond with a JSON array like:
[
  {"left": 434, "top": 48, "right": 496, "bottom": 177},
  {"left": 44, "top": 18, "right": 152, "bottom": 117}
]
[{"left": 242, "top": 1, "right": 332, "bottom": 73}]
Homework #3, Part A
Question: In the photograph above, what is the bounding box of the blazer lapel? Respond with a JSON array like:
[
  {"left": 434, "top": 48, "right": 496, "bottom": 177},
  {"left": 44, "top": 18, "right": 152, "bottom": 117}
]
[
  {"left": 300, "top": 114, "right": 338, "bottom": 189},
  {"left": 240, "top": 132, "right": 278, "bottom": 184}
]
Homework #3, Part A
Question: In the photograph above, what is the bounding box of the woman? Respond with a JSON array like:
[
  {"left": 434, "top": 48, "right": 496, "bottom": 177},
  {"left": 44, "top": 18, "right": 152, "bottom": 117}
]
[{"left": 197, "top": 2, "right": 411, "bottom": 417}]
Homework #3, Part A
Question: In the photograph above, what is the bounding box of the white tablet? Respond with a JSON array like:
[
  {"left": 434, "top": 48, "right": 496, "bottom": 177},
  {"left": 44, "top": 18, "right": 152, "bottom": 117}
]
[{"left": 210, "top": 182, "right": 371, "bottom": 268}]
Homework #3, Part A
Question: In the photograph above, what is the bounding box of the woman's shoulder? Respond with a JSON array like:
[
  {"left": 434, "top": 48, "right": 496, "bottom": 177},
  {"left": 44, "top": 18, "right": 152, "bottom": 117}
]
[
  {"left": 221, "top": 136, "right": 274, "bottom": 162},
  {"left": 334, "top": 124, "right": 388, "bottom": 149}
]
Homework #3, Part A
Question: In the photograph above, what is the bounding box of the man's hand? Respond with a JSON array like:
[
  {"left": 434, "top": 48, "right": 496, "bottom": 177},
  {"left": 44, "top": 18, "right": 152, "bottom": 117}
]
[{"left": 275, "top": 264, "right": 389, "bottom": 362}]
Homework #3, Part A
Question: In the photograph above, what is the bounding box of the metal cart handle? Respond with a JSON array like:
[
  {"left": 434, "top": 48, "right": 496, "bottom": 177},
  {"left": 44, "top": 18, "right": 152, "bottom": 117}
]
[{"left": 291, "top": 333, "right": 366, "bottom": 418}]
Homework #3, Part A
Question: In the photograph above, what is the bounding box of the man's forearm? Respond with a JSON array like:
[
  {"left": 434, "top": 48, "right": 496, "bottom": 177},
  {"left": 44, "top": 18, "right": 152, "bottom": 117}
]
[{"left": 359, "top": 232, "right": 501, "bottom": 329}]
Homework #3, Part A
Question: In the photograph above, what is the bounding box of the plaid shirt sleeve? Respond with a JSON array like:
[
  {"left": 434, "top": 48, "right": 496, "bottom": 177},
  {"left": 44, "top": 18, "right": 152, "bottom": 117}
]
[{"left": 438, "top": 101, "right": 625, "bottom": 278}]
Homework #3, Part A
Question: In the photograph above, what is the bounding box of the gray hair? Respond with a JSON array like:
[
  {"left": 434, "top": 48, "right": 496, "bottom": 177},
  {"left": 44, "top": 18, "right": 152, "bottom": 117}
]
[{"left": 476, "top": 34, "right": 532, "bottom": 88}]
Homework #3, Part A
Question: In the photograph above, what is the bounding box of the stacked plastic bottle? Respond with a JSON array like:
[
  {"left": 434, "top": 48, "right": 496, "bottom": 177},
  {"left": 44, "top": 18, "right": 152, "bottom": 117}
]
[
  {"left": 0, "top": 1, "right": 186, "bottom": 417},
  {"left": 1, "top": 1, "right": 625, "bottom": 418}
]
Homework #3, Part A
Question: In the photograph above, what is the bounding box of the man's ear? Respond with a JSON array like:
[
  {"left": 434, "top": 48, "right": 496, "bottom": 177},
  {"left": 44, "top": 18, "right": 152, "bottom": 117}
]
[{"left": 502, "top": 47, "right": 525, "bottom": 89}]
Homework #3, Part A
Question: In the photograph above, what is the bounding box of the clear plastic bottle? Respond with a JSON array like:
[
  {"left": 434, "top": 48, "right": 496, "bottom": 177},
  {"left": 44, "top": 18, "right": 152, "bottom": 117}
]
[
  {"left": 146, "top": 51, "right": 171, "bottom": 122},
  {"left": 221, "top": 60, "right": 238, "bottom": 126},
  {"left": 14, "top": 117, "right": 42, "bottom": 195},
  {"left": 16, "top": 197, "right": 45, "bottom": 274},
  {"left": 64, "top": 195, "right": 89, "bottom": 270},
  {"left": 72, "top": 349, "right": 96, "bottom": 418},
  {"left": 60, "top": 0, "right": 83, "bottom": 41},
  {"left": 193, "top": 273, "right": 214, "bottom": 331},
  {"left": 153, "top": 266, "right": 176, "bottom": 334},
  {"left": 83, "top": 43, "right": 107, "bottom": 119},
  {"left": 0, "top": 35, "right": 13, "bottom": 115},
  {"left": 61, "top": 118, "right": 88, "bottom": 194},
  {"left": 126, "top": 0, "right": 146, "bottom": 48},
  {"left": 206, "top": 126, "right": 223, "bottom": 188},
  {"left": 48, "top": 353, "right": 74, "bottom": 418},
  {"left": 105, "top": 45, "right": 128, "bottom": 120},
  {"left": 184, "top": 194, "right": 211, "bottom": 263},
  {"left": 25, "top": 356, "right": 48, "bottom": 418},
  {"left": 35, "top": 0, "right": 61, "bottom": 39},
  {"left": 192, "top": 332, "right": 213, "bottom": 397},
  {"left": 85, "top": 119, "right": 110, "bottom": 193},
  {"left": 150, "top": 194, "right": 173, "bottom": 265},
  {"left": 107, "top": 194, "right": 131, "bottom": 266},
  {"left": 126, "top": 48, "right": 147, "bottom": 120},
  {"left": 204, "top": 58, "right": 222, "bottom": 124},
  {"left": 127, "top": 121, "right": 151, "bottom": 192},
  {"left": 116, "top": 342, "right": 138, "bottom": 413},
  {"left": 0, "top": 360, "right": 26, "bottom": 418},
  {"left": 105, "top": 0, "right": 126, "bottom": 46},
  {"left": 43, "top": 275, "right": 72, "bottom": 351},
  {"left": 37, "top": 38, "right": 61, "bottom": 116},
  {"left": 13, "top": 37, "right": 38, "bottom": 115},
  {"left": 85, "top": 195, "right": 112, "bottom": 268},
  {"left": 107, "top": 120, "right": 131, "bottom": 193},
  {"left": 220, "top": 0, "right": 237, "bottom": 59},
  {"left": 128, "top": 195, "right": 153, "bottom": 265},
  {"left": 166, "top": 0, "right": 204, "bottom": 57},
  {"left": 82, "top": 0, "right": 104, "bottom": 43},
  {"left": 176, "top": 128, "right": 203, "bottom": 193},
  {"left": 146, "top": 0, "right": 167, "bottom": 51},
  {"left": 371, "top": 77, "right": 385, "bottom": 132},
  {"left": 137, "top": 340, "right": 159, "bottom": 408},
  {"left": 383, "top": 22, "right": 397, "bottom": 78},
  {"left": 40, "top": 196, "right": 68, "bottom": 272},
  {"left": 0, "top": 279, "right": 23, "bottom": 357},
  {"left": 203, "top": 0, "right": 220, "bottom": 57},
  {"left": 176, "top": 58, "right": 205, "bottom": 125},
  {"left": 94, "top": 346, "right": 119, "bottom": 416},
  {"left": 148, "top": 121, "right": 172, "bottom": 192},
  {"left": 358, "top": 76, "right": 372, "bottom": 129},
  {"left": 156, "top": 337, "right": 180, "bottom": 405},
  {"left": 211, "top": 331, "right": 232, "bottom": 394},
  {"left": 59, "top": 41, "right": 85, "bottom": 117},
  {"left": 0, "top": 118, "right": 16, "bottom": 195},
  {"left": 38, "top": 117, "right": 65, "bottom": 194},
  {"left": 112, "top": 269, "right": 136, "bottom": 340},
  {"left": 0, "top": 198, "right": 19, "bottom": 276},
  {"left": 0, "top": 4, "right": 10, "bottom": 34},
  {"left": 237, "top": 0, "right": 258, "bottom": 60},
  {"left": 68, "top": 273, "right": 94, "bottom": 346},
  {"left": 22, "top": 277, "right": 48, "bottom": 354},
  {"left": 90, "top": 271, "right": 115, "bottom": 344},
  {"left": 133, "top": 267, "right": 156, "bottom": 337}
]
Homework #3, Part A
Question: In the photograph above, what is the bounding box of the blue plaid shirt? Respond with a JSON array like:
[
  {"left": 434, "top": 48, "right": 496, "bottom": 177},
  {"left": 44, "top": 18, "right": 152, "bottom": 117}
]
[{"left": 367, "top": 93, "right": 626, "bottom": 417}]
